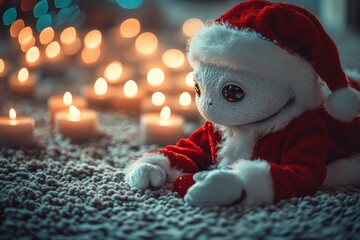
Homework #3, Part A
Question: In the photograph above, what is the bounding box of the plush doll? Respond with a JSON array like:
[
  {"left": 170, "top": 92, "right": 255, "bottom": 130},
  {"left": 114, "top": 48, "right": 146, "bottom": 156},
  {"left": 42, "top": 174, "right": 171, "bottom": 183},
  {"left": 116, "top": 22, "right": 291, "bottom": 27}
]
[{"left": 125, "top": 0, "right": 360, "bottom": 207}]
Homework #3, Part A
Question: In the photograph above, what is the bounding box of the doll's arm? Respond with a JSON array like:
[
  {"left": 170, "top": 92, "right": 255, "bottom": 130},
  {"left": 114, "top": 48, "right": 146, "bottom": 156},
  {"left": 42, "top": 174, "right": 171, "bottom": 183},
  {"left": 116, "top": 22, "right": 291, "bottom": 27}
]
[{"left": 125, "top": 121, "right": 217, "bottom": 189}]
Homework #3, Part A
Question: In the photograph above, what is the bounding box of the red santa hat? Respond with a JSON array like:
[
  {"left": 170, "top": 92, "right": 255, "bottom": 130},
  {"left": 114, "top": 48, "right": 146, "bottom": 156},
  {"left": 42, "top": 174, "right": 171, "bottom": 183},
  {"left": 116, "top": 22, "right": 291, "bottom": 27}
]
[{"left": 187, "top": 0, "right": 359, "bottom": 121}]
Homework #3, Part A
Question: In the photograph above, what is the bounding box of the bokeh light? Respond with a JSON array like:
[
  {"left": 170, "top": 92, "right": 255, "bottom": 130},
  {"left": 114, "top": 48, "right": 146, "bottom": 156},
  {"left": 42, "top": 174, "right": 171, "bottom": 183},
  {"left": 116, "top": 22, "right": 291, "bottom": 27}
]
[
  {"left": 18, "top": 68, "right": 29, "bottom": 83},
  {"left": 182, "top": 18, "right": 204, "bottom": 38},
  {"left": 120, "top": 18, "right": 141, "bottom": 38},
  {"left": 162, "top": 49, "right": 185, "bottom": 68},
  {"left": 115, "top": 0, "right": 144, "bottom": 10},
  {"left": 135, "top": 32, "right": 158, "bottom": 55},
  {"left": 36, "top": 14, "right": 52, "bottom": 32},
  {"left": 60, "top": 27, "right": 77, "bottom": 44},
  {"left": 39, "top": 27, "right": 55, "bottom": 45},
  {"left": 33, "top": 0, "right": 49, "bottom": 18},
  {"left": 151, "top": 92, "right": 166, "bottom": 106},
  {"left": 147, "top": 68, "right": 165, "bottom": 86},
  {"left": 84, "top": 30, "right": 102, "bottom": 49},
  {"left": 10, "top": 19, "right": 25, "bottom": 38},
  {"left": 123, "top": 80, "right": 138, "bottom": 98},
  {"left": 160, "top": 106, "right": 171, "bottom": 121},
  {"left": 3, "top": 8, "right": 17, "bottom": 26},
  {"left": 26, "top": 46, "right": 40, "bottom": 64},
  {"left": 104, "top": 61, "right": 123, "bottom": 82},
  {"left": 81, "top": 47, "right": 101, "bottom": 64},
  {"left": 0, "top": 59, "right": 5, "bottom": 75},
  {"left": 46, "top": 41, "right": 61, "bottom": 59},
  {"left": 55, "top": 0, "right": 71, "bottom": 8},
  {"left": 185, "top": 72, "right": 195, "bottom": 87},
  {"left": 18, "top": 27, "right": 33, "bottom": 45},
  {"left": 94, "top": 77, "right": 108, "bottom": 96},
  {"left": 63, "top": 38, "right": 81, "bottom": 55},
  {"left": 179, "top": 92, "right": 192, "bottom": 107}
]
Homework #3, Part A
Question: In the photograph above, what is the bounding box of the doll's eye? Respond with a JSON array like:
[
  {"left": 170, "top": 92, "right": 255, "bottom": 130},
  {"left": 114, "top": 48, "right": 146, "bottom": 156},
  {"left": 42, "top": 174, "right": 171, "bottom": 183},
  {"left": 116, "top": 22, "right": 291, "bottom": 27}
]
[
  {"left": 194, "top": 82, "right": 201, "bottom": 97},
  {"left": 222, "top": 84, "right": 244, "bottom": 102}
]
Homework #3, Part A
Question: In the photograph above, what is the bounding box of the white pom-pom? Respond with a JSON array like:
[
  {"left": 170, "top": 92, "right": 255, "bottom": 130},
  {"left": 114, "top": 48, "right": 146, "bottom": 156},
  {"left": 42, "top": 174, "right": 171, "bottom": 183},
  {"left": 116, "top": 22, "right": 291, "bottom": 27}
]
[{"left": 326, "top": 87, "right": 359, "bottom": 121}]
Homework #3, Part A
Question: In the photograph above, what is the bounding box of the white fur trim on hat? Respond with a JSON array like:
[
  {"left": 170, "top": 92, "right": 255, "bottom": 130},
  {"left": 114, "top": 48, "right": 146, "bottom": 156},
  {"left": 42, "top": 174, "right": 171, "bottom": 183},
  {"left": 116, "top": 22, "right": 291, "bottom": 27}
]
[
  {"left": 326, "top": 87, "right": 360, "bottom": 122},
  {"left": 188, "top": 23, "right": 321, "bottom": 111}
]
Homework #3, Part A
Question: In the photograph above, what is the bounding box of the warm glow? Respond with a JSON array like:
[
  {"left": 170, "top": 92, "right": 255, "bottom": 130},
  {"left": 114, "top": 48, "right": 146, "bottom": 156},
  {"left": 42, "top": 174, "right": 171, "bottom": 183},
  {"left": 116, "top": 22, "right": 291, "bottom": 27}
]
[
  {"left": 60, "top": 27, "right": 77, "bottom": 44},
  {"left": 26, "top": 46, "right": 40, "bottom": 64},
  {"left": 179, "top": 92, "right": 192, "bottom": 107},
  {"left": 63, "top": 92, "right": 72, "bottom": 106},
  {"left": 18, "top": 27, "right": 33, "bottom": 45},
  {"left": 0, "top": 59, "right": 5, "bottom": 74},
  {"left": 84, "top": 30, "right": 102, "bottom": 49},
  {"left": 162, "top": 49, "right": 185, "bottom": 68},
  {"left": 147, "top": 68, "right": 165, "bottom": 86},
  {"left": 20, "top": 36, "right": 35, "bottom": 52},
  {"left": 64, "top": 38, "right": 81, "bottom": 55},
  {"left": 10, "top": 19, "right": 25, "bottom": 38},
  {"left": 182, "top": 18, "right": 204, "bottom": 38},
  {"left": 120, "top": 18, "right": 141, "bottom": 38},
  {"left": 69, "top": 105, "right": 81, "bottom": 121},
  {"left": 135, "top": 32, "right": 158, "bottom": 55},
  {"left": 94, "top": 77, "right": 108, "bottom": 96},
  {"left": 123, "top": 80, "right": 138, "bottom": 98},
  {"left": 151, "top": 92, "right": 166, "bottom": 106},
  {"left": 18, "top": 68, "right": 29, "bottom": 83},
  {"left": 39, "top": 27, "right": 54, "bottom": 45},
  {"left": 45, "top": 41, "right": 61, "bottom": 59},
  {"left": 9, "top": 108, "right": 16, "bottom": 120},
  {"left": 104, "top": 61, "right": 123, "bottom": 82},
  {"left": 81, "top": 47, "right": 101, "bottom": 64},
  {"left": 160, "top": 106, "right": 171, "bottom": 121},
  {"left": 185, "top": 72, "right": 195, "bottom": 87}
]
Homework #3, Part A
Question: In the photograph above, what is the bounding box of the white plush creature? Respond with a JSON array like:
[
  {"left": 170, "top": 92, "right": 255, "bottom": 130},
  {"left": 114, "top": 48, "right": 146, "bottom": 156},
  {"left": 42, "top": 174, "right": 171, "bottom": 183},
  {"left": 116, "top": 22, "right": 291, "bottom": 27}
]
[{"left": 125, "top": 1, "right": 360, "bottom": 207}]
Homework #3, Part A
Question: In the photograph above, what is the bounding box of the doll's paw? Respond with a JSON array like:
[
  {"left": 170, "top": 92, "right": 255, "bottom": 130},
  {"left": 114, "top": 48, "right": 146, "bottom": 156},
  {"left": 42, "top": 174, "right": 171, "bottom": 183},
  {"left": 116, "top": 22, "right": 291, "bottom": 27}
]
[
  {"left": 125, "top": 163, "right": 166, "bottom": 190},
  {"left": 184, "top": 170, "right": 243, "bottom": 207}
]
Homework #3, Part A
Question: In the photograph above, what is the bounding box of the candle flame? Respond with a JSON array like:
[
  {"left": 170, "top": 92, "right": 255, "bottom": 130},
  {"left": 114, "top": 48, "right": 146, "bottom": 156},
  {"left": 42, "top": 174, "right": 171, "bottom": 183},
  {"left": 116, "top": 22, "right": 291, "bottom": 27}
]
[
  {"left": 160, "top": 106, "right": 171, "bottom": 121},
  {"left": 94, "top": 77, "right": 108, "bottom": 96},
  {"left": 135, "top": 32, "right": 158, "bottom": 55},
  {"left": 185, "top": 72, "right": 195, "bottom": 87},
  {"left": 60, "top": 27, "right": 77, "bottom": 45},
  {"left": 151, "top": 92, "right": 166, "bottom": 106},
  {"left": 179, "top": 92, "right": 192, "bottom": 107},
  {"left": 9, "top": 108, "right": 16, "bottom": 120},
  {"left": 162, "top": 49, "right": 185, "bottom": 69},
  {"left": 69, "top": 105, "right": 81, "bottom": 121},
  {"left": 104, "top": 61, "right": 123, "bottom": 82},
  {"left": 26, "top": 46, "right": 40, "bottom": 64},
  {"left": 182, "top": 18, "right": 204, "bottom": 38},
  {"left": 123, "top": 80, "right": 138, "bottom": 98},
  {"left": 147, "top": 68, "right": 165, "bottom": 86},
  {"left": 84, "top": 30, "right": 102, "bottom": 49},
  {"left": 18, "top": 68, "right": 29, "bottom": 83},
  {"left": 63, "top": 92, "right": 73, "bottom": 106},
  {"left": 120, "top": 18, "right": 141, "bottom": 38},
  {"left": 45, "top": 41, "right": 61, "bottom": 59},
  {"left": 39, "top": 27, "right": 54, "bottom": 45},
  {"left": 10, "top": 19, "right": 25, "bottom": 38}
]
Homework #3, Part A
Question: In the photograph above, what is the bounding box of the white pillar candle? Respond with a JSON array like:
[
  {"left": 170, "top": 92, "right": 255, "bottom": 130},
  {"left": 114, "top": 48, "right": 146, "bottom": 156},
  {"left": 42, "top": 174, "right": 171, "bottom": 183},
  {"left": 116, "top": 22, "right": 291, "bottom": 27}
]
[
  {"left": 9, "top": 68, "right": 37, "bottom": 98},
  {"left": 140, "top": 106, "right": 184, "bottom": 146},
  {"left": 55, "top": 105, "right": 98, "bottom": 143},
  {"left": 0, "top": 108, "right": 35, "bottom": 148},
  {"left": 48, "top": 92, "right": 87, "bottom": 125}
]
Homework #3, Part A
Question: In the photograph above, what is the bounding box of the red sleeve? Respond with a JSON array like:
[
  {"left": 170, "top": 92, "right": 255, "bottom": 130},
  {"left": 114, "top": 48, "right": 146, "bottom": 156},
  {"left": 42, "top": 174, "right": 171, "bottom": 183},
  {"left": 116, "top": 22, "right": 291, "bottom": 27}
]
[
  {"left": 269, "top": 112, "right": 330, "bottom": 201},
  {"left": 159, "top": 121, "right": 220, "bottom": 173}
]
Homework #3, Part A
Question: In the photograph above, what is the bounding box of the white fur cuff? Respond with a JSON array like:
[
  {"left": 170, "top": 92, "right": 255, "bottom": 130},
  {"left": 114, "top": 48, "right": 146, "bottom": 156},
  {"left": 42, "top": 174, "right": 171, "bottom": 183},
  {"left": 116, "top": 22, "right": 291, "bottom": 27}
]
[{"left": 231, "top": 159, "right": 274, "bottom": 205}]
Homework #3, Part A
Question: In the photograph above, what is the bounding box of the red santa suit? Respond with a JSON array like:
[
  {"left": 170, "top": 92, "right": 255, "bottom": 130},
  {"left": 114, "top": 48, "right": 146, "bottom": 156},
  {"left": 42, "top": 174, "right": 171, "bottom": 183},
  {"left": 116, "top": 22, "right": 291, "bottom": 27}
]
[{"left": 159, "top": 109, "right": 359, "bottom": 202}]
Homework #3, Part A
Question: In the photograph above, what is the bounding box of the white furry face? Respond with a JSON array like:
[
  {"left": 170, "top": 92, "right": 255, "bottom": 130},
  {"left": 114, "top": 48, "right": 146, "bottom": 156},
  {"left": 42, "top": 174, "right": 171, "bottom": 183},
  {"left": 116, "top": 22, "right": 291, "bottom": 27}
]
[{"left": 193, "top": 63, "right": 293, "bottom": 127}]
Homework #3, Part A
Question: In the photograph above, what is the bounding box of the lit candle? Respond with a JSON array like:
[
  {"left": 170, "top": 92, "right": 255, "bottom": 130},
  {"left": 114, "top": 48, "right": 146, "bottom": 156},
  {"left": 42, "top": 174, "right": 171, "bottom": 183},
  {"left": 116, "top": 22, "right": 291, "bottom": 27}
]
[
  {"left": 9, "top": 68, "right": 37, "bottom": 98},
  {"left": 0, "top": 108, "right": 35, "bottom": 148},
  {"left": 113, "top": 80, "right": 141, "bottom": 113},
  {"left": 55, "top": 105, "right": 98, "bottom": 143},
  {"left": 140, "top": 106, "right": 185, "bottom": 146},
  {"left": 82, "top": 77, "right": 114, "bottom": 108},
  {"left": 171, "top": 92, "right": 200, "bottom": 121},
  {"left": 141, "top": 91, "right": 167, "bottom": 113},
  {"left": 48, "top": 91, "right": 88, "bottom": 125}
]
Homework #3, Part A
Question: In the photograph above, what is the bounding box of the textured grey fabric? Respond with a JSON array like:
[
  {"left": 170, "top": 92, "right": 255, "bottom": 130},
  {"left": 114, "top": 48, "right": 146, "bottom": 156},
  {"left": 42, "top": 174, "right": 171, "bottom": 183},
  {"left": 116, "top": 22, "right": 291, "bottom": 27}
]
[{"left": 0, "top": 100, "right": 359, "bottom": 239}]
